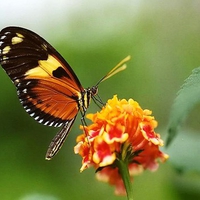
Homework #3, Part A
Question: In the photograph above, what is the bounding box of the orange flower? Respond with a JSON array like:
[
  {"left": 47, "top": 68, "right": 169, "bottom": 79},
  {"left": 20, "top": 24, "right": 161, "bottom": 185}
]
[{"left": 74, "top": 95, "right": 168, "bottom": 195}]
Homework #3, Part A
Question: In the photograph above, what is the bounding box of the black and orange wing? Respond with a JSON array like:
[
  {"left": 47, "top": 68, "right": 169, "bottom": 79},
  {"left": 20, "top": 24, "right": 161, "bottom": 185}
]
[{"left": 0, "top": 26, "right": 84, "bottom": 159}]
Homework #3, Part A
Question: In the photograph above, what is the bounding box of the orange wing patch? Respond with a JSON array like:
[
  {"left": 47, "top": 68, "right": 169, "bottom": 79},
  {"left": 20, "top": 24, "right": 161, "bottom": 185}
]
[{"left": 26, "top": 78, "right": 80, "bottom": 121}]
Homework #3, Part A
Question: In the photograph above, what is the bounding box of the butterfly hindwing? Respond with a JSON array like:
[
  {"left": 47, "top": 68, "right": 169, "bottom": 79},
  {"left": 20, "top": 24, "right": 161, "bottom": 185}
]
[
  {"left": 45, "top": 117, "right": 77, "bottom": 160},
  {"left": 0, "top": 26, "right": 84, "bottom": 127}
]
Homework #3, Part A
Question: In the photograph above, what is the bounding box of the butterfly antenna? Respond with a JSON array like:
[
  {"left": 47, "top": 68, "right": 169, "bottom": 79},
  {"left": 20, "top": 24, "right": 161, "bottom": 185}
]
[{"left": 95, "top": 55, "right": 131, "bottom": 86}]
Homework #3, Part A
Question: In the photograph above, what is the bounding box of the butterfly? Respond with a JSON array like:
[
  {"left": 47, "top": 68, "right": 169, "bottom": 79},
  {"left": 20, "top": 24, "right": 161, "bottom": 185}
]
[{"left": 0, "top": 26, "right": 130, "bottom": 160}]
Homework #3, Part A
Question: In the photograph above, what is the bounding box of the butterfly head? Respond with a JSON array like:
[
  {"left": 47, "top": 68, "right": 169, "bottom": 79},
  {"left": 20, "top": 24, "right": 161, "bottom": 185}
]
[{"left": 91, "top": 85, "right": 98, "bottom": 96}]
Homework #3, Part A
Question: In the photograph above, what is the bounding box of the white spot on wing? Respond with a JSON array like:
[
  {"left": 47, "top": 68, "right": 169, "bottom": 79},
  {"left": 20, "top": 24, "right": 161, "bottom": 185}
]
[
  {"left": 57, "top": 123, "right": 63, "bottom": 127},
  {"left": 39, "top": 119, "right": 44, "bottom": 123},
  {"left": 26, "top": 81, "right": 31, "bottom": 85},
  {"left": 14, "top": 79, "right": 20, "bottom": 86},
  {"left": 4, "top": 31, "right": 10, "bottom": 35},
  {"left": 49, "top": 122, "right": 54, "bottom": 126},
  {"left": 34, "top": 116, "right": 39, "bottom": 120},
  {"left": 44, "top": 121, "right": 49, "bottom": 125},
  {"left": 22, "top": 88, "right": 27, "bottom": 93},
  {"left": 54, "top": 122, "right": 59, "bottom": 127},
  {"left": 0, "top": 35, "right": 6, "bottom": 40},
  {"left": 30, "top": 112, "right": 35, "bottom": 117},
  {"left": 26, "top": 108, "right": 31, "bottom": 112}
]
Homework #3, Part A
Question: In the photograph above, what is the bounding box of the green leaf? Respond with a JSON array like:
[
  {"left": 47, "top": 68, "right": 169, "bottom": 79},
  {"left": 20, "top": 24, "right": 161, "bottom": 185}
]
[
  {"left": 167, "top": 67, "right": 200, "bottom": 146},
  {"left": 166, "top": 129, "right": 200, "bottom": 172}
]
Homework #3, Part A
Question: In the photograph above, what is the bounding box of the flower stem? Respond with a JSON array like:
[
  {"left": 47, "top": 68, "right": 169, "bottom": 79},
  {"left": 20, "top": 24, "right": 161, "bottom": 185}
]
[{"left": 117, "top": 159, "right": 133, "bottom": 200}]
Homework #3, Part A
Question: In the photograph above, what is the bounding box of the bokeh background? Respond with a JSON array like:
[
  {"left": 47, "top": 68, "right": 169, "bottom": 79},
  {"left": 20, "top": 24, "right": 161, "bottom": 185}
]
[{"left": 0, "top": 1, "right": 200, "bottom": 199}]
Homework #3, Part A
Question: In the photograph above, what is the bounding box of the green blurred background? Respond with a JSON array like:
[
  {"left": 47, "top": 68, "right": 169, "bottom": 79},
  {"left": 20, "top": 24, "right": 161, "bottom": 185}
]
[{"left": 0, "top": 1, "right": 200, "bottom": 199}]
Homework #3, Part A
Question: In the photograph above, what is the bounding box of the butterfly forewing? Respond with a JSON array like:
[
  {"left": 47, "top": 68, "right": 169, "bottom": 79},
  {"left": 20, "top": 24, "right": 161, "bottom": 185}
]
[{"left": 0, "top": 27, "right": 84, "bottom": 127}]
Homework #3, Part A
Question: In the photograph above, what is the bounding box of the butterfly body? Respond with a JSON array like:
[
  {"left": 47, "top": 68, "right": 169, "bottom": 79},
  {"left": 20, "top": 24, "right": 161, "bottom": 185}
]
[{"left": 0, "top": 26, "right": 128, "bottom": 160}]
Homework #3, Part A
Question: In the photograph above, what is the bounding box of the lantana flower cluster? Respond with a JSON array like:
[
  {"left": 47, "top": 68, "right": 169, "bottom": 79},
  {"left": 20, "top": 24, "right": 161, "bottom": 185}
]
[{"left": 74, "top": 95, "right": 168, "bottom": 195}]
